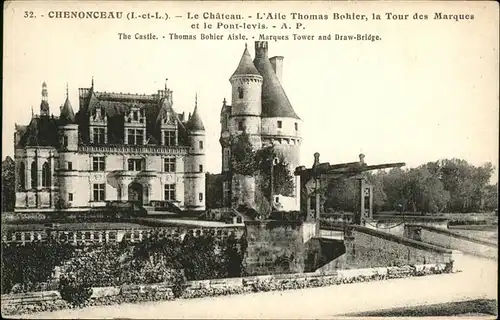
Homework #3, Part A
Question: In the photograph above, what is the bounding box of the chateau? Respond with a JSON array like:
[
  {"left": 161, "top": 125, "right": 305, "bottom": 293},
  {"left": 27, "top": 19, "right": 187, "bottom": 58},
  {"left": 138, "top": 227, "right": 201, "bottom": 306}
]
[
  {"left": 220, "top": 41, "right": 302, "bottom": 210},
  {"left": 14, "top": 80, "right": 206, "bottom": 212}
]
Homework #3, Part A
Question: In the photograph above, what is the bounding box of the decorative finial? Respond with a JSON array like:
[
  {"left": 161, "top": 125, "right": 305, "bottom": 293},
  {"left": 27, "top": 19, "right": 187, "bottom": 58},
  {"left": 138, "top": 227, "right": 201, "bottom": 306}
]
[
  {"left": 223, "top": 97, "right": 227, "bottom": 106},
  {"left": 31, "top": 106, "right": 34, "bottom": 117},
  {"left": 195, "top": 92, "right": 198, "bottom": 108},
  {"left": 165, "top": 78, "right": 168, "bottom": 90},
  {"left": 66, "top": 83, "right": 69, "bottom": 98},
  {"left": 313, "top": 152, "right": 320, "bottom": 167},
  {"left": 245, "top": 43, "right": 248, "bottom": 49},
  {"left": 41, "top": 81, "right": 48, "bottom": 101},
  {"left": 91, "top": 76, "right": 94, "bottom": 87}
]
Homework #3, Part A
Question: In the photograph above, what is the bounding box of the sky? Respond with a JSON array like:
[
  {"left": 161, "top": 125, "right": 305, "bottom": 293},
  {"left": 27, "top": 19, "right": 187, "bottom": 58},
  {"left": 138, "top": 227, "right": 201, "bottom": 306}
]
[{"left": 3, "top": 1, "right": 499, "bottom": 183}]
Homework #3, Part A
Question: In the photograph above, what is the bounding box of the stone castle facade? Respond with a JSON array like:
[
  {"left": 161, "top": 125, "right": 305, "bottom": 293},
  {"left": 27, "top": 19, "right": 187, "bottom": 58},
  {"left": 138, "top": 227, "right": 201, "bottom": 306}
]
[
  {"left": 14, "top": 80, "right": 206, "bottom": 212},
  {"left": 220, "top": 41, "right": 302, "bottom": 210}
]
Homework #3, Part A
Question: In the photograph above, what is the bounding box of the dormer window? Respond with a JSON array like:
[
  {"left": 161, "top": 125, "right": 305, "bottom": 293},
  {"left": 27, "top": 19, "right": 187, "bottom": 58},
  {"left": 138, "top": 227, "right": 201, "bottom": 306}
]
[
  {"left": 92, "top": 128, "right": 105, "bottom": 144},
  {"left": 238, "top": 121, "right": 244, "bottom": 131},
  {"left": 294, "top": 122, "right": 298, "bottom": 130},
  {"left": 238, "top": 87, "right": 244, "bottom": 99},
  {"left": 133, "top": 111, "right": 138, "bottom": 121},
  {"left": 127, "top": 129, "right": 144, "bottom": 145},
  {"left": 277, "top": 121, "right": 282, "bottom": 129}
]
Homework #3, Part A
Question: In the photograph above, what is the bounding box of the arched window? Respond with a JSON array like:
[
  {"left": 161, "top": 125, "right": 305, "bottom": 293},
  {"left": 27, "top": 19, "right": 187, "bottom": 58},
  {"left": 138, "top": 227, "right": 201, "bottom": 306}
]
[
  {"left": 238, "top": 87, "right": 244, "bottom": 99},
  {"left": 42, "top": 162, "right": 51, "bottom": 187},
  {"left": 19, "top": 162, "right": 26, "bottom": 190},
  {"left": 31, "top": 161, "right": 38, "bottom": 189}
]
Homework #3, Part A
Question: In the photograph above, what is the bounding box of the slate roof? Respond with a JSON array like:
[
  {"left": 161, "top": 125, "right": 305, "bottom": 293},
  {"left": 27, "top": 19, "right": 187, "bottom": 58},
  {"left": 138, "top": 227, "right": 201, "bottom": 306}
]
[
  {"left": 253, "top": 46, "right": 300, "bottom": 119},
  {"left": 18, "top": 116, "right": 59, "bottom": 148},
  {"left": 231, "top": 45, "right": 261, "bottom": 78},
  {"left": 186, "top": 97, "right": 205, "bottom": 131},
  {"left": 229, "top": 42, "right": 300, "bottom": 119},
  {"left": 59, "top": 97, "right": 76, "bottom": 124}
]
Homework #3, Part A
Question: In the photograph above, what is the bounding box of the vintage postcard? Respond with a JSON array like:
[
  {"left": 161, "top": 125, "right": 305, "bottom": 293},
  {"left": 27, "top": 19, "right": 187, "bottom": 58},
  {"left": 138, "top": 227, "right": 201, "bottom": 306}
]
[{"left": 2, "top": 0, "right": 498, "bottom": 319}]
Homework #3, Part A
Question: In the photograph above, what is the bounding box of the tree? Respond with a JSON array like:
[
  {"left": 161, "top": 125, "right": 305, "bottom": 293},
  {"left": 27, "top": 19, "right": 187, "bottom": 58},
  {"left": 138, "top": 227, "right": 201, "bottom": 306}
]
[
  {"left": 483, "top": 183, "right": 498, "bottom": 212},
  {"left": 2, "top": 156, "right": 15, "bottom": 212},
  {"left": 230, "top": 132, "right": 256, "bottom": 176},
  {"left": 366, "top": 171, "right": 387, "bottom": 213},
  {"left": 323, "top": 179, "right": 358, "bottom": 213},
  {"left": 255, "top": 146, "right": 295, "bottom": 198}
]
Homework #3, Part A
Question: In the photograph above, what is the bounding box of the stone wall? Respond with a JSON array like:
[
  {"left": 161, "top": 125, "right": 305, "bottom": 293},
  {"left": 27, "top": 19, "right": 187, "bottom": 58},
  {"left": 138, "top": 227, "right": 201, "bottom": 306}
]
[
  {"left": 405, "top": 224, "right": 497, "bottom": 259},
  {"left": 338, "top": 226, "right": 455, "bottom": 269},
  {"left": 304, "top": 237, "right": 346, "bottom": 273},
  {"left": 243, "top": 220, "right": 309, "bottom": 275},
  {"left": 1, "top": 262, "right": 453, "bottom": 317}
]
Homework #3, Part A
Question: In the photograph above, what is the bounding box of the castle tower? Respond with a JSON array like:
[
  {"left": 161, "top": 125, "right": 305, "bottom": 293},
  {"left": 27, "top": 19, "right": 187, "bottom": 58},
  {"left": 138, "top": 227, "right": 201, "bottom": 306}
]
[
  {"left": 225, "top": 44, "right": 264, "bottom": 208},
  {"left": 185, "top": 94, "right": 206, "bottom": 211},
  {"left": 221, "top": 41, "right": 302, "bottom": 211},
  {"left": 40, "top": 82, "right": 50, "bottom": 116},
  {"left": 56, "top": 84, "right": 79, "bottom": 208}
]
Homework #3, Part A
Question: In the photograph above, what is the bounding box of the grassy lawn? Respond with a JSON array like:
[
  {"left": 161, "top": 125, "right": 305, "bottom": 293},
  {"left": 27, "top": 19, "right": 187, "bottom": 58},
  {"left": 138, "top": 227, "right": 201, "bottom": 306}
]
[{"left": 347, "top": 299, "right": 497, "bottom": 317}]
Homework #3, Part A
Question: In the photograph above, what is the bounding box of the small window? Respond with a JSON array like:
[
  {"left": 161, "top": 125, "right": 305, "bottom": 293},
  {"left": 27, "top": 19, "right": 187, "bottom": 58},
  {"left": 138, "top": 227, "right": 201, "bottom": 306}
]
[
  {"left": 275, "top": 197, "right": 279, "bottom": 203},
  {"left": 199, "top": 164, "right": 203, "bottom": 172},
  {"left": 164, "top": 184, "right": 176, "bottom": 201},
  {"left": 277, "top": 121, "right": 282, "bottom": 128},
  {"left": 68, "top": 162, "right": 73, "bottom": 171},
  {"left": 238, "top": 87, "right": 244, "bottom": 99},
  {"left": 133, "top": 111, "right": 139, "bottom": 121},
  {"left": 199, "top": 193, "right": 203, "bottom": 202},
  {"left": 294, "top": 122, "right": 298, "bottom": 130},
  {"left": 93, "top": 183, "right": 105, "bottom": 201},
  {"left": 63, "top": 136, "right": 69, "bottom": 147},
  {"left": 127, "top": 159, "right": 143, "bottom": 171},
  {"left": 199, "top": 141, "right": 203, "bottom": 149},
  {"left": 164, "top": 157, "right": 176, "bottom": 172},
  {"left": 92, "top": 156, "right": 105, "bottom": 171},
  {"left": 238, "top": 121, "right": 244, "bottom": 131},
  {"left": 68, "top": 193, "right": 73, "bottom": 201}
]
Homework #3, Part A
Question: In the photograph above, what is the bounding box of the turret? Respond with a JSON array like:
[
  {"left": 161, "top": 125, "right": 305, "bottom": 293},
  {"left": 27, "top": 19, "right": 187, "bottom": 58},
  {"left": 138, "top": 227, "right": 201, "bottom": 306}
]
[
  {"left": 56, "top": 84, "right": 79, "bottom": 209},
  {"left": 185, "top": 94, "right": 206, "bottom": 211},
  {"left": 229, "top": 44, "right": 263, "bottom": 149},
  {"left": 58, "top": 84, "right": 78, "bottom": 152}
]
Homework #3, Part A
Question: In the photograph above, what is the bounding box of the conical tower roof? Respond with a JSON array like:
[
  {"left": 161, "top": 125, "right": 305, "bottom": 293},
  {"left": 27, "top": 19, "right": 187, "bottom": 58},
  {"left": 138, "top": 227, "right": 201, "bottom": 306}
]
[
  {"left": 186, "top": 94, "right": 205, "bottom": 131},
  {"left": 60, "top": 84, "right": 75, "bottom": 124},
  {"left": 231, "top": 44, "right": 261, "bottom": 78}
]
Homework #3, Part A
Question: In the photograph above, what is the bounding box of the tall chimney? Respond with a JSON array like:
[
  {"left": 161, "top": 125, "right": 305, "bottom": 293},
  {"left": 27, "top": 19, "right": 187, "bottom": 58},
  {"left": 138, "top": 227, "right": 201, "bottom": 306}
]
[
  {"left": 269, "top": 56, "right": 284, "bottom": 83},
  {"left": 254, "top": 41, "right": 268, "bottom": 58}
]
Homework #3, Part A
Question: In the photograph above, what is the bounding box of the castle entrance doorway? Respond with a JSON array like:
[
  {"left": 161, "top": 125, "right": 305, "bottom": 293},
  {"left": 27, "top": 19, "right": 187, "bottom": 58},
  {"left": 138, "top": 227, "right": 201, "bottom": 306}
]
[{"left": 128, "top": 182, "right": 143, "bottom": 204}]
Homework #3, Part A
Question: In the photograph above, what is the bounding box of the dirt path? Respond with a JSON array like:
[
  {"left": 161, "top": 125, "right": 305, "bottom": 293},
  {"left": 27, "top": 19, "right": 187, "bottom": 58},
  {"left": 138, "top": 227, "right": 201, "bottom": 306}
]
[{"left": 29, "top": 255, "right": 497, "bottom": 319}]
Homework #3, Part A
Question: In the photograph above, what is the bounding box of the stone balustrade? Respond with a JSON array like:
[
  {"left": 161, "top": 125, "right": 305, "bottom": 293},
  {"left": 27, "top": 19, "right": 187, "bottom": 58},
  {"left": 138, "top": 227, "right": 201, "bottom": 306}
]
[
  {"left": 78, "top": 144, "right": 189, "bottom": 155},
  {"left": 1, "top": 226, "right": 244, "bottom": 246}
]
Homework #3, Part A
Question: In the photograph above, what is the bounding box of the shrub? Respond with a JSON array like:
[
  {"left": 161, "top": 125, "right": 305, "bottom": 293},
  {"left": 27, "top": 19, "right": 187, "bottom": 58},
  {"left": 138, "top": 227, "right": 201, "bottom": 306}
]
[{"left": 58, "top": 275, "right": 92, "bottom": 307}]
